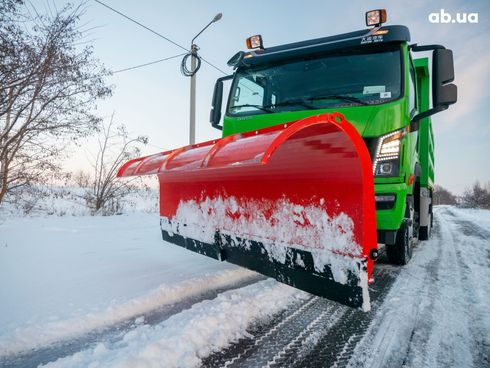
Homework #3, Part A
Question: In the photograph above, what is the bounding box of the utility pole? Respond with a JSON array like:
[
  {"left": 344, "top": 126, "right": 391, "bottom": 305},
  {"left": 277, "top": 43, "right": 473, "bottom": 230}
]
[
  {"left": 188, "top": 13, "right": 222, "bottom": 145},
  {"left": 189, "top": 44, "right": 198, "bottom": 144}
]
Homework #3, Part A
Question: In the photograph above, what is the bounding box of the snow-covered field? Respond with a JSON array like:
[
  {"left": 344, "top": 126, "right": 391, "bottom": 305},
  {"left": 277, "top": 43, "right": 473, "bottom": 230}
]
[
  {"left": 0, "top": 185, "right": 159, "bottom": 217},
  {"left": 0, "top": 205, "right": 488, "bottom": 367}
]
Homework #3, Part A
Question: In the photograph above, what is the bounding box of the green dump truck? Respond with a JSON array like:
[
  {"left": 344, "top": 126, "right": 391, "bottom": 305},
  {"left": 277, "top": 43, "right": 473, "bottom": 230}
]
[
  {"left": 209, "top": 9, "right": 457, "bottom": 266},
  {"left": 120, "top": 9, "right": 457, "bottom": 308}
]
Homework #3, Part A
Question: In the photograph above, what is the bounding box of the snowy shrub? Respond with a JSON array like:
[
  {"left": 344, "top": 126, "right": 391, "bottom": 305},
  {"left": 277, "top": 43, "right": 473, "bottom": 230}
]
[
  {"left": 461, "top": 182, "right": 490, "bottom": 209},
  {"left": 85, "top": 114, "right": 148, "bottom": 216}
]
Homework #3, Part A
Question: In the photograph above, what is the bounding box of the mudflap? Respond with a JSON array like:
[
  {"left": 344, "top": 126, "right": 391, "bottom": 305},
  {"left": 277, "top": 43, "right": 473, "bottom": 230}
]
[{"left": 118, "top": 113, "right": 377, "bottom": 310}]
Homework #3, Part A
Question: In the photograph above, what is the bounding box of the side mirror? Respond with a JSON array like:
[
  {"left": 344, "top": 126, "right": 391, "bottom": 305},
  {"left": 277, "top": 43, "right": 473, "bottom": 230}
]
[
  {"left": 227, "top": 51, "right": 246, "bottom": 67},
  {"left": 411, "top": 45, "right": 457, "bottom": 123},
  {"left": 433, "top": 49, "right": 457, "bottom": 107},
  {"left": 210, "top": 75, "right": 233, "bottom": 130}
]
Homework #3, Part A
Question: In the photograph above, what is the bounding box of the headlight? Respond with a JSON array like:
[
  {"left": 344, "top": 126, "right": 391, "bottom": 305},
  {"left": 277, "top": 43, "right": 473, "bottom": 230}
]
[{"left": 373, "top": 128, "right": 406, "bottom": 176}]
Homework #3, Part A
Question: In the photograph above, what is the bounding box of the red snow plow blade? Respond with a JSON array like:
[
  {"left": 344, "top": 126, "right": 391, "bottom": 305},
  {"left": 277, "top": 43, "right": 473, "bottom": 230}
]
[{"left": 118, "top": 113, "right": 377, "bottom": 309}]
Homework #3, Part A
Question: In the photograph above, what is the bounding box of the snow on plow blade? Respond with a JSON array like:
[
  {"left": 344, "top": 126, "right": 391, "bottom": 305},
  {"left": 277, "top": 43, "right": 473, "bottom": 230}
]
[{"left": 118, "top": 113, "right": 377, "bottom": 310}]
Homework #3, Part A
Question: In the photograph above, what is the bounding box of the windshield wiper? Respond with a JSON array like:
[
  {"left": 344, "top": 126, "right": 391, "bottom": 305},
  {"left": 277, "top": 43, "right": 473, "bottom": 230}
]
[
  {"left": 265, "top": 99, "right": 316, "bottom": 110},
  {"left": 230, "top": 104, "right": 274, "bottom": 113},
  {"left": 231, "top": 95, "right": 366, "bottom": 114},
  {"left": 305, "top": 95, "right": 369, "bottom": 106}
]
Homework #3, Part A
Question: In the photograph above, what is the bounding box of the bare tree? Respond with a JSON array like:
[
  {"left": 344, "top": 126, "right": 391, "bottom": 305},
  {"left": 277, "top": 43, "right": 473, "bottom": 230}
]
[
  {"left": 0, "top": 1, "right": 111, "bottom": 204},
  {"left": 433, "top": 185, "right": 458, "bottom": 205},
  {"left": 86, "top": 113, "right": 147, "bottom": 214}
]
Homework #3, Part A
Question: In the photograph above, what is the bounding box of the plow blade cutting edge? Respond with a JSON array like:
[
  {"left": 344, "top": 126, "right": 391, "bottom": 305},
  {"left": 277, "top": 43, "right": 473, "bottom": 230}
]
[{"left": 118, "top": 113, "right": 377, "bottom": 310}]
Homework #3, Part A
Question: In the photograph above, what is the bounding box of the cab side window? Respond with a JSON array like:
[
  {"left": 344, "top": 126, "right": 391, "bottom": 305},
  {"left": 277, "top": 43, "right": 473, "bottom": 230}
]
[{"left": 230, "top": 77, "right": 265, "bottom": 114}]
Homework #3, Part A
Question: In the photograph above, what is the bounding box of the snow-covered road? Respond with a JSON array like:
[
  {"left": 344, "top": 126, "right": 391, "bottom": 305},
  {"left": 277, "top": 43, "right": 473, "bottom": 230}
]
[
  {"left": 349, "top": 206, "right": 489, "bottom": 368},
  {"left": 0, "top": 206, "right": 488, "bottom": 367}
]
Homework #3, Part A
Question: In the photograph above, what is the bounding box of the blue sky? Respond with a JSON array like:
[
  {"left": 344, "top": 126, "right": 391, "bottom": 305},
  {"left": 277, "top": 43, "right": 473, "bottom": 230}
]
[{"left": 33, "top": 0, "right": 489, "bottom": 194}]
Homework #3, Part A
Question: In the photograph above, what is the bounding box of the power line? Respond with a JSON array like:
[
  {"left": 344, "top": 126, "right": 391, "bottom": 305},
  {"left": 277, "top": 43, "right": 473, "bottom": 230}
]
[
  {"left": 94, "top": 0, "right": 228, "bottom": 76},
  {"left": 94, "top": 0, "right": 187, "bottom": 52},
  {"left": 200, "top": 57, "right": 227, "bottom": 75},
  {"left": 113, "top": 53, "right": 186, "bottom": 74}
]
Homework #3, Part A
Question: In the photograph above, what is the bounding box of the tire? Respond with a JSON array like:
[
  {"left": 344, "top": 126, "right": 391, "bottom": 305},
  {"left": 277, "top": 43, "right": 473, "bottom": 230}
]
[{"left": 386, "top": 220, "right": 413, "bottom": 265}]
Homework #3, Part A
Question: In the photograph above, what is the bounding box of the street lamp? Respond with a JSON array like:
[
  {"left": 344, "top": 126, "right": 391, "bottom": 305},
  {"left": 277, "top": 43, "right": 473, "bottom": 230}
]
[{"left": 187, "top": 13, "right": 222, "bottom": 145}]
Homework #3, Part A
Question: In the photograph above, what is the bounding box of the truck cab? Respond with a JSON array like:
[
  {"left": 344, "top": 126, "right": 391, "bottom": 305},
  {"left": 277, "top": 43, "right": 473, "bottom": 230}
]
[{"left": 209, "top": 10, "right": 457, "bottom": 264}]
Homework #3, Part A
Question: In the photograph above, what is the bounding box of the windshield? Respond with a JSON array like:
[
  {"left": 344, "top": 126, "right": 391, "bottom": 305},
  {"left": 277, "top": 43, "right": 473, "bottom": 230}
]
[{"left": 227, "top": 46, "right": 402, "bottom": 116}]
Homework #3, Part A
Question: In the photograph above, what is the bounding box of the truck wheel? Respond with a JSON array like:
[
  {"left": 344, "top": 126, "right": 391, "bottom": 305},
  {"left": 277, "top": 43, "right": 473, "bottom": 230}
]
[{"left": 386, "top": 220, "right": 413, "bottom": 265}]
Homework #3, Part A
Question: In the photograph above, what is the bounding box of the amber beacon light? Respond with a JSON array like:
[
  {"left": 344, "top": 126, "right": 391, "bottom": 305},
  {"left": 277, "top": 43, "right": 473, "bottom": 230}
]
[
  {"left": 246, "top": 34, "right": 264, "bottom": 50},
  {"left": 366, "top": 9, "right": 387, "bottom": 27}
]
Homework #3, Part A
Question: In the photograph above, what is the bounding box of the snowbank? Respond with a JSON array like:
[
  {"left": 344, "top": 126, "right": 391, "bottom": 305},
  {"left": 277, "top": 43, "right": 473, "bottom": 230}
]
[
  {"left": 0, "top": 268, "right": 257, "bottom": 356},
  {"left": 41, "top": 280, "right": 307, "bottom": 368}
]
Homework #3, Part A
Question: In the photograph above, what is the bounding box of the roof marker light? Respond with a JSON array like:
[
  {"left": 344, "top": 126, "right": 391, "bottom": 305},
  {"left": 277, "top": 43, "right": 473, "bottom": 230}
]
[{"left": 373, "top": 29, "right": 389, "bottom": 35}]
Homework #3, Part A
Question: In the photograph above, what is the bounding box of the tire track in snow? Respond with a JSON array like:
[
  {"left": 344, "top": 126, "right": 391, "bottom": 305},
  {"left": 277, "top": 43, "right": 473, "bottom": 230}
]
[
  {"left": 453, "top": 218, "right": 490, "bottom": 240},
  {"left": 399, "top": 207, "right": 484, "bottom": 368},
  {"left": 445, "top": 207, "right": 490, "bottom": 240},
  {"left": 291, "top": 265, "right": 398, "bottom": 368},
  {"left": 202, "top": 262, "right": 399, "bottom": 368},
  {"left": 397, "top": 215, "right": 452, "bottom": 367},
  {"left": 264, "top": 304, "right": 343, "bottom": 367},
  {"left": 201, "top": 296, "right": 320, "bottom": 368},
  {"left": 224, "top": 296, "right": 325, "bottom": 368},
  {"left": 428, "top": 209, "right": 478, "bottom": 367},
  {"left": 347, "top": 207, "right": 483, "bottom": 368},
  {"left": 344, "top": 227, "right": 443, "bottom": 367},
  {"left": 445, "top": 208, "right": 490, "bottom": 368},
  {"left": 0, "top": 272, "right": 265, "bottom": 368},
  {"left": 227, "top": 300, "right": 343, "bottom": 368}
]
